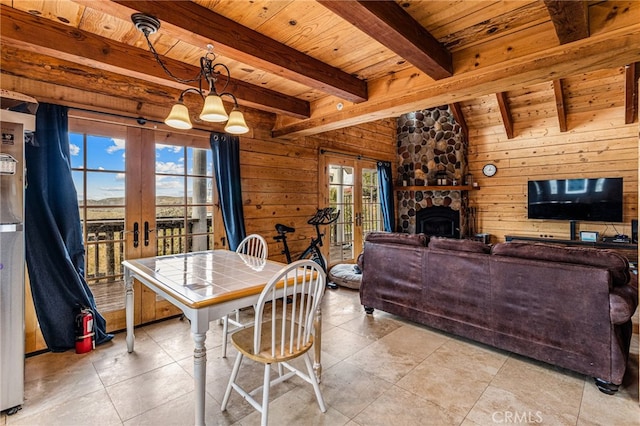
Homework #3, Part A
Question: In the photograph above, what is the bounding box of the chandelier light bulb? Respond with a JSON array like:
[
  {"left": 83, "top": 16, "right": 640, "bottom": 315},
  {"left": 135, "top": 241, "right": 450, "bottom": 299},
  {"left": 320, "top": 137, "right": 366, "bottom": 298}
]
[
  {"left": 199, "top": 94, "right": 229, "bottom": 122},
  {"left": 164, "top": 102, "right": 192, "bottom": 129},
  {"left": 224, "top": 108, "right": 249, "bottom": 134}
]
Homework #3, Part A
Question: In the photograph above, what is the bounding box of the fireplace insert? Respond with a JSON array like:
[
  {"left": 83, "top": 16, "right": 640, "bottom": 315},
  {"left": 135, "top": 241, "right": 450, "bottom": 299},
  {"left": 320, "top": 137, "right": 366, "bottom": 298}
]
[{"left": 416, "top": 206, "right": 459, "bottom": 238}]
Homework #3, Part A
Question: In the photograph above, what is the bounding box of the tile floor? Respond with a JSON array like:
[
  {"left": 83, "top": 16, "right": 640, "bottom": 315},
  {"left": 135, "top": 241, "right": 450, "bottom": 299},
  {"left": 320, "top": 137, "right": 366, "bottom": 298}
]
[{"left": 2, "top": 287, "right": 639, "bottom": 426}]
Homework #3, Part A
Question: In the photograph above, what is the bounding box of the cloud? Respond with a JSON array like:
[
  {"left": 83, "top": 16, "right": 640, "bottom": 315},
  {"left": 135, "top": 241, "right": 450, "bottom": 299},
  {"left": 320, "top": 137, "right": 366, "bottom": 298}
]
[
  {"left": 156, "top": 179, "right": 183, "bottom": 190},
  {"left": 156, "top": 144, "right": 182, "bottom": 154},
  {"left": 106, "top": 138, "right": 125, "bottom": 154},
  {"left": 156, "top": 161, "right": 184, "bottom": 174},
  {"left": 69, "top": 144, "right": 80, "bottom": 156}
]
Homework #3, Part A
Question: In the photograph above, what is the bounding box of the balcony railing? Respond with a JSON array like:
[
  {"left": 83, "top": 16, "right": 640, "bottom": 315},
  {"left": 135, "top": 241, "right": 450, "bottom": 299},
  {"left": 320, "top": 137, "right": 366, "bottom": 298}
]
[{"left": 84, "top": 217, "right": 213, "bottom": 284}]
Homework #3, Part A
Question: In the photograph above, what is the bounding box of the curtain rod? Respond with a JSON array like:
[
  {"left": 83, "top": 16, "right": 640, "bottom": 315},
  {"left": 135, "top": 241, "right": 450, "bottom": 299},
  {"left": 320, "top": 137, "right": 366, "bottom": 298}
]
[
  {"left": 319, "top": 148, "right": 391, "bottom": 165},
  {"left": 68, "top": 106, "right": 213, "bottom": 136},
  {"left": 69, "top": 106, "right": 161, "bottom": 125}
]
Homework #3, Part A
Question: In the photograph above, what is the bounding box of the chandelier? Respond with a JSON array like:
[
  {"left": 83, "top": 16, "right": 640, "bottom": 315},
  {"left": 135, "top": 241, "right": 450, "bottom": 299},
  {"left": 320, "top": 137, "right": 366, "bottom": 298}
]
[{"left": 132, "top": 13, "right": 249, "bottom": 134}]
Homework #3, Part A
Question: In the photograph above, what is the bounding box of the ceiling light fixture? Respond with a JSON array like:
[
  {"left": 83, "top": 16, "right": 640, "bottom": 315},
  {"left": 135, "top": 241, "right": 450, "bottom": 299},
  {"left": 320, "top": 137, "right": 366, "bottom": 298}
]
[{"left": 131, "top": 13, "right": 249, "bottom": 134}]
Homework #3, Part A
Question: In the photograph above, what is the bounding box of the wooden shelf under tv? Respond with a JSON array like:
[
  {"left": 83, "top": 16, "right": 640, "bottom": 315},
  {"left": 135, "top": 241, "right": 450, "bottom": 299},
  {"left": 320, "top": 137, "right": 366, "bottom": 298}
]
[
  {"left": 394, "top": 185, "right": 479, "bottom": 191},
  {"left": 505, "top": 235, "right": 638, "bottom": 263}
]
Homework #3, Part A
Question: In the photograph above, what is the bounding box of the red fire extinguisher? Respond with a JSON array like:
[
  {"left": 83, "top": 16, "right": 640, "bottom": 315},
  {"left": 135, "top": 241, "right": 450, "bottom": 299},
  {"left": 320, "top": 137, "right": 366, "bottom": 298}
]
[{"left": 74, "top": 306, "right": 95, "bottom": 354}]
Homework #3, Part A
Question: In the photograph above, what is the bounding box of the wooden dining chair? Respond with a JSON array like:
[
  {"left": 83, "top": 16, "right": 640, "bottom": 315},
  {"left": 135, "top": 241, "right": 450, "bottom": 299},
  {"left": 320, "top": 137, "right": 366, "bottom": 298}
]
[
  {"left": 221, "top": 234, "right": 269, "bottom": 357},
  {"left": 221, "top": 259, "right": 327, "bottom": 426}
]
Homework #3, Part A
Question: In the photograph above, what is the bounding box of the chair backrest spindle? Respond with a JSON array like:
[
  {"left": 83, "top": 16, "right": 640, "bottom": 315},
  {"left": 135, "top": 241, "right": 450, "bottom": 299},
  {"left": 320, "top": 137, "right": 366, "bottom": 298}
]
[
  {"left": 252, "top": 260, "right": 325, "bottom": 360},
  {"left": 236, "top": 234, "right": 268, "bottom": 260}
]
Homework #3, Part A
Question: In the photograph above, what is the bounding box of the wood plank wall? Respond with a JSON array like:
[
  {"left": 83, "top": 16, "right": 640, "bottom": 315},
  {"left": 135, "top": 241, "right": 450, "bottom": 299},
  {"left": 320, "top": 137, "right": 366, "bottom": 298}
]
[
  {"left": 243, "top": 118, "right": 396, "bottom": 263},
  {"left": 465, "top": 68, "right": 638, "bottom": 243}
]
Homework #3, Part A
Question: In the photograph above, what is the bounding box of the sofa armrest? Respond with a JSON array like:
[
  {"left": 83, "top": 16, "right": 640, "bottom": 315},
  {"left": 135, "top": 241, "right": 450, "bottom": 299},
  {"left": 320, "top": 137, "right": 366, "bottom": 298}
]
[{"left": 609, "top": 274, "right": 638, "bottom": 324}]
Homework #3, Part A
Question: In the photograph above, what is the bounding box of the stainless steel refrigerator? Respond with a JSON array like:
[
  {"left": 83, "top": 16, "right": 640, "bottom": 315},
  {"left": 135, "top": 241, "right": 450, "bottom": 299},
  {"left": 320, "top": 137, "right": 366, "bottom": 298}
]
[{"left": 0, "top": 106, "right": 35, "bottom": 414}]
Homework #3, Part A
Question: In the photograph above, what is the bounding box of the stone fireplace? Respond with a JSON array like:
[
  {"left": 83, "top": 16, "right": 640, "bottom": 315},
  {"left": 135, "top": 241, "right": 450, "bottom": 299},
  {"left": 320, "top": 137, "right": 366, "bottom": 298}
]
[{"left": 396, "top": 106, "right": 470, "bottom": 236}]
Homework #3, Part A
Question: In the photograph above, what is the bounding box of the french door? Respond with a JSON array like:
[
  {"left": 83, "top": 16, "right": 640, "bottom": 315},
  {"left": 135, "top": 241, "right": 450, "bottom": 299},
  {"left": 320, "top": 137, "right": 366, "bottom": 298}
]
[
  {"left": 322, "top": 154, "right": 383, "bottom": 266},
  {"left": 69, "top": 117, "right": 214, "bottom": 332}
]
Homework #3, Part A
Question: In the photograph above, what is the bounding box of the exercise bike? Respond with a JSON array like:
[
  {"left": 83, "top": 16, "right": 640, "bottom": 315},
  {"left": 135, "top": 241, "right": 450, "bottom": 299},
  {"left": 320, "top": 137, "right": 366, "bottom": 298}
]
[{"left": 274, "top": 207, "right": 340, "bottom": 289}]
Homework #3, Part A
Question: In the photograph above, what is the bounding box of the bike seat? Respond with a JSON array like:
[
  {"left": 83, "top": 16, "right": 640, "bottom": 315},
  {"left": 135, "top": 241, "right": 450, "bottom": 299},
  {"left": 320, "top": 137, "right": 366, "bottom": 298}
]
[{"left": 275, "top": 223, "right": 295, "bottom": 234}]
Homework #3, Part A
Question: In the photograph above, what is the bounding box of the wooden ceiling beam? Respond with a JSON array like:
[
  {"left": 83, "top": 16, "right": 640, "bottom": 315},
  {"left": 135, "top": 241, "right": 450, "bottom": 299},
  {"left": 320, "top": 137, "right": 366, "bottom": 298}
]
[
  {"left": 624, "top": 62, "right": 639, "bottom": 124},
  {"left": 552, "top": 79, "right": 568, "bottom": 132},
  {"left": 543, "top": 0, "right": 589, "bottom": 44},
  {"left": 112, "top": 0, "right": 368, "bottom": 103},
  {"left": 0, "top": 45, "right": 175, "bottom": 107},
  {"left": 317, "top": 0, "right": 452, "bottom": 80},
  {"left": 496, "top": 92, "right": 514, "bottom": 139},
  {"left": 449, "top": 103, "right": 468, "bottom": 138},
  {"left": 0, "top": 5, "right": 309, "bottom": 118},
  {"left": 272, "top": 23, "right": 640, "bottom": 137}
]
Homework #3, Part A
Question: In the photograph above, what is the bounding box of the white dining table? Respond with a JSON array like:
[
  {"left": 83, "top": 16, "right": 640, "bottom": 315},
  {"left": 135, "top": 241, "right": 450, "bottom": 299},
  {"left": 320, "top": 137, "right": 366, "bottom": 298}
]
[{"left": 122, "top": 250, "right": 324, "bottom": 426}]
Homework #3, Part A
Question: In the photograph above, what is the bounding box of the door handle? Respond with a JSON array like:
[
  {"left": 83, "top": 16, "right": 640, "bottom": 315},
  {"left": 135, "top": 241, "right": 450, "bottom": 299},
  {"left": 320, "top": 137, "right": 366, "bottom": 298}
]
[
  {"left": 133, "top": 222, "right": 139, "bottom": 248},
  {"left": 355, "top": 212, "right": 363, "bottom": 226},
  {"left": 144, "top": 221, "right": 155, "bottom": 246}
]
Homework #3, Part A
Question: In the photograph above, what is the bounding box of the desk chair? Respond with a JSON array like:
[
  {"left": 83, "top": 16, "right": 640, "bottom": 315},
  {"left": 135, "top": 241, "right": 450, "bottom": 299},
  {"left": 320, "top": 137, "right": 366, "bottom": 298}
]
[
  {"left": 221, "top": 234, "right": 269, "bottom": 357},
  {"left": 221, "top": 259, "right": 327, "bottom": 426}
]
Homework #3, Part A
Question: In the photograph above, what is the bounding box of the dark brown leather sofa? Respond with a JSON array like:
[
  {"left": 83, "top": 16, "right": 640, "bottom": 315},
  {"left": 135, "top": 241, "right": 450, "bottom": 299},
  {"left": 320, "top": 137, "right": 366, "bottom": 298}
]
[{"left": 359, "top": 232, "right": 638, "bottom": 394}]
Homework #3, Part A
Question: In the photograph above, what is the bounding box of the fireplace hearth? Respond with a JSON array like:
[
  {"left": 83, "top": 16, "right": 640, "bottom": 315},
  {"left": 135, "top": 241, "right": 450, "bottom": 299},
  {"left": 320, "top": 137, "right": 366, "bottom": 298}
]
[{"left": 416, "top": 206, "right": 460, "bottom": 238}]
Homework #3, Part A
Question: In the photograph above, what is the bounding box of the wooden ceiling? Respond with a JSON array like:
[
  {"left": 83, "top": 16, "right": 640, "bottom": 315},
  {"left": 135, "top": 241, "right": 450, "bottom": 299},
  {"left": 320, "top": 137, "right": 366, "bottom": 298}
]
[{"left": 1, "top": 1, "right": 639, "bottom": 138}]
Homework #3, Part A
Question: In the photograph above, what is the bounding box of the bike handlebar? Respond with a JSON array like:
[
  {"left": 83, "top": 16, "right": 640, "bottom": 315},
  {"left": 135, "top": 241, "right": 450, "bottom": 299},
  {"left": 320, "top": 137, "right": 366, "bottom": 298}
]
[
  {"left": 274, "top": 208, "right": 339, "bottom": 240},
  {"left": 307, "top": 207, "right": 340, "bottom": 226}
]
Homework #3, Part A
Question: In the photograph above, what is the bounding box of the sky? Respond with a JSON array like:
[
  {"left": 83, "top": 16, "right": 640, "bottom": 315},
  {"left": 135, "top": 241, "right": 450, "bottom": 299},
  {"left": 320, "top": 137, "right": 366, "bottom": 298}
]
[{"left": 69, "top": 133, "right": 213, "bottom": 202}]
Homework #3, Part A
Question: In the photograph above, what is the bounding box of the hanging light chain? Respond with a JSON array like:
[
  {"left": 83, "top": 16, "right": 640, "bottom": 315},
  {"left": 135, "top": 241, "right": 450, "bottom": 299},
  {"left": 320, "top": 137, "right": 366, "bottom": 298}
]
[
  {"left": 142, "top": 33, "right": 203, "bottom": 85},
  {"left": 202, "top": 57, "right": 231, "bottom": 95}
]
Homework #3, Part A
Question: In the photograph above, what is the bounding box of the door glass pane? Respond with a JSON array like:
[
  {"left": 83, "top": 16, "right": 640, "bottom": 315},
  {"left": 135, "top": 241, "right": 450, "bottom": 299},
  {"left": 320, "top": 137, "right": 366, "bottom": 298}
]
[
  {"left": 86, "top": 171, "right": 125, "bottom": 202},
  {"left": 187, "top": 175, "right": 213, "bottom": 252},
  {"left": 87, "top": 135, "right": 125, "bottom": 171},
  {"left": 361, "top": 167, "right": 382, "bottom": 244},
  {"left": 69, "top": 133, "right": 84, "bottom": 169},
  {"left": 329, "top": 164, "right": 354, "bottom": 263},
  {"left": 72, "top": 171, "right": 84, "bottom": 202},
  {"left": 71, "top": 132, "right": 126, "bottom": 314},
  {"left": 156, "top": 144, "right": 186, "bottom": 255},
  {"left": 85, "top": 206, "right": 125, "bottom": 286},
  {"left": 155, "top": 144, "right": 213, "bottom": 256}
]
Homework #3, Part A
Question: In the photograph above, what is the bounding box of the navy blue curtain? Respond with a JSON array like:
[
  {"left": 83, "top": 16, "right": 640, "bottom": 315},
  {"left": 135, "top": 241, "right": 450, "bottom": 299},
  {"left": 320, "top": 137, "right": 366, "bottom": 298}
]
[
  {"left": 25, "top": 103, "right": 112, "bottom": 352},
  {"left": 210, "top": 132, "right": 246, "bottom": 250},
  {"left": 377, "top": 161, "right": 395, "bottom": 232}
]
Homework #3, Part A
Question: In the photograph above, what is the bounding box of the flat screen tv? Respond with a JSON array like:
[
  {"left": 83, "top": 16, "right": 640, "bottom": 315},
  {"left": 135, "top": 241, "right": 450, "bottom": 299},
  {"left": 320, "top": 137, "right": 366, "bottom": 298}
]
[{"left": 527, "top": 178, "right": 623, "bottom": 222}]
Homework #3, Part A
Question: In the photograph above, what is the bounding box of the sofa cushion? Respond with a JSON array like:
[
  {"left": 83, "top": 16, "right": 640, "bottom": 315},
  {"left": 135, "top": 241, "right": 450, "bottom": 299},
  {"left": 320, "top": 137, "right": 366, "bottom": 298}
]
[
  {"left": 428, "top": 237, "right": 491, "bottom": 254},
  {"left": 491, "top": 242, "right": 630, "bottom": 286},
  {"left": 365, "top": 231, "right": 428, "bottom": 247}
]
